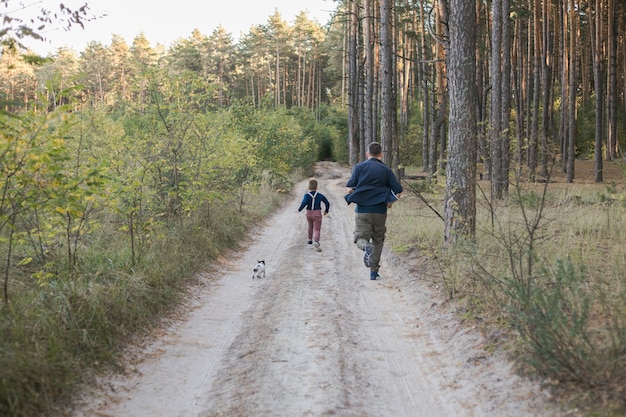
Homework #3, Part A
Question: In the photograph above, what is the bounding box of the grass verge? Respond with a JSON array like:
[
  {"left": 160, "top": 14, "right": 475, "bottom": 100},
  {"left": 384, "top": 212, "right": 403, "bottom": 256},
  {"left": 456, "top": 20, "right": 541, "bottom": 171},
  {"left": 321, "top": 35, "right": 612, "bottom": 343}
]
[
  {"left": 387, "top": 162, "right": 626, "bottom": 416},
  {"left": 0, "top": 183, "right": 287, "bottom": 417}
]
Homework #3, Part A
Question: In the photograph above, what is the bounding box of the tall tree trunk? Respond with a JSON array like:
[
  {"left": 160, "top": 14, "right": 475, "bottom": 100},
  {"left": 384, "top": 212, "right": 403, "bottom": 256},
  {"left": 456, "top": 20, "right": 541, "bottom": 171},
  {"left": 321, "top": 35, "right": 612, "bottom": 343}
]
[
  {"left": 275, "top": 42, "right": 280, "bottom": 107},
  {"left": 524, "top": 15, "right": 532, "bottom": 167},
  {"left": 528, "top": 0, "right": 541, "bottom": 180},
  {"left": 430, "top": 1, "right": 447, "bottom": 175},
  {"left": 348, "top": 0, "right": 360, "bottom": 166},
  {"left": 592, "top": 0, "right": 605, "bottom": 181},
  {"left": 540, "top": 0, "right": 552, "bottom": 178},
  {"left": 623, "top": 6, "right": 626, "bottom": 134},
  {"left": 364, "top": 0, "right": 376, "bottom": 146},
  {"left": 607, "top": 0, "right": 618, "bottom": 159},
  {"left": 420, "top": 0, "right": 431, "bottom": 172},
  {"left": 391, "top": 15, "right": 400, "bottom": 175},
  {"left": 371, "top": 2, "right": 380, "bottom": 148},
  {"left": 379, "top": 0, "right": 398, "bottom": 173},
  {"left": 513, "top": 15, "right": 527, "bottom": 168},
  {"left": 490, "top": 0, "right": 503, "bottom": 198},
  {"left": 399, "top": 20, "right": 412, "bottom": 129},
  {"left": 566, "top": 0, "right": 577, "bottom": 183},
  {"left": 560, "top": 2, "right": 569, "bottom": 173},
  {"left": 444, "top": 0, "right": 477, "bottom": 243},
  {"left": 475, "top": 1, "right": 489, "bottom": 167},
  {"left": 296, "top": 54, "right": 302, "bottom": 107},
  {"left": 500, "top": 0, "right": 511, "bottom": 195}
]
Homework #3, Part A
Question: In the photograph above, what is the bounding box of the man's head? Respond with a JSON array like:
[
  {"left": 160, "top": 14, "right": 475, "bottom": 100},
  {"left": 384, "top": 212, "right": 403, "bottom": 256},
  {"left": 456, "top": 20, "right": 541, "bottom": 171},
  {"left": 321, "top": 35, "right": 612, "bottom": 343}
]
[
  {"left": 308, "top": 178, "right": 318, "bottom": 191},
  {"left": 367, "top": 142, "right": 383, "bottom": 158}
]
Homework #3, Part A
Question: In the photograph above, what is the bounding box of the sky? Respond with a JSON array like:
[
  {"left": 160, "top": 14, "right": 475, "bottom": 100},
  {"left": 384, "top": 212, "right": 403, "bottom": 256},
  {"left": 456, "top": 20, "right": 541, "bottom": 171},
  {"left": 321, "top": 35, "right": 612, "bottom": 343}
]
[{"left": 12, "top": 0, "right": 336, "bottom": 55}]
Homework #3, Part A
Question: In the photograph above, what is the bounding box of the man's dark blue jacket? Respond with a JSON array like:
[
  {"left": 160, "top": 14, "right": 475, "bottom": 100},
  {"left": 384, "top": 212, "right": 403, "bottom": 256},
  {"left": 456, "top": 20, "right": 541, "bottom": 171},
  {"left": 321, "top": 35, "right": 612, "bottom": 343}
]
[{"left": 345, "top": 158, "right": 403, "bottom": 206}]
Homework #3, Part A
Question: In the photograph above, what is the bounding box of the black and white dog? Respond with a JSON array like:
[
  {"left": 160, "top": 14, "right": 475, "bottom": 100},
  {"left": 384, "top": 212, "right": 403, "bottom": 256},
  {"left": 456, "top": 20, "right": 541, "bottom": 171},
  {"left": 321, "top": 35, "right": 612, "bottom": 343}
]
[{"left": 252, "top": 260, "right": 265, "bottom": 279}]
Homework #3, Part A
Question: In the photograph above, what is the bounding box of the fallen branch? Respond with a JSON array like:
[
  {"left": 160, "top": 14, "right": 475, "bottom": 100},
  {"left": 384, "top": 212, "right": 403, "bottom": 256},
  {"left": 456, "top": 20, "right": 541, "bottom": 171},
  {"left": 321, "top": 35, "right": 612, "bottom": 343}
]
[{"left": 401, "top": 178, "right": 444, "bottom": 221}]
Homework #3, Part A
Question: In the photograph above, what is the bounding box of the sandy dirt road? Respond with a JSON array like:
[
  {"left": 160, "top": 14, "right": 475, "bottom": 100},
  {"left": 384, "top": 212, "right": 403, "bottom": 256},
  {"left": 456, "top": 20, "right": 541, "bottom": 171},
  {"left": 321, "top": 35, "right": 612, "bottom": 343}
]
[{"left": 72, "top": 162, "right": 563, "bottom": 417}]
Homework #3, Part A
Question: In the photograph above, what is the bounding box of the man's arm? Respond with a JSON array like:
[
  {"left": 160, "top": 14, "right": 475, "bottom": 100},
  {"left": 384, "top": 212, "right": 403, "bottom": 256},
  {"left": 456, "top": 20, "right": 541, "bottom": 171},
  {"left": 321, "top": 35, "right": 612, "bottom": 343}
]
[
  {"left": 389, "top": 170, "right": 403, "bottom": 194},
  {"left": 346, "top": 165, "right": 360, "bottom": 190}
]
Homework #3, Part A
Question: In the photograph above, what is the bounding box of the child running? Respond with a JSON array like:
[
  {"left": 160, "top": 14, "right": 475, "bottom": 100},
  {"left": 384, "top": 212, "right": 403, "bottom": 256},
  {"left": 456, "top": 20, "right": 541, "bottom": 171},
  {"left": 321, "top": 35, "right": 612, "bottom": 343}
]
[{"left": 296, "top": 178, "right": 330, "bottom": 252}]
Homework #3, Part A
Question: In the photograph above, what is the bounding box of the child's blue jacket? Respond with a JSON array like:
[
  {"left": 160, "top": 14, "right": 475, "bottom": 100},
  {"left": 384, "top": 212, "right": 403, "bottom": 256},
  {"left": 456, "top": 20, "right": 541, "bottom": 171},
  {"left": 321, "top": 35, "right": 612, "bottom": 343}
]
[{"left": 298, "top": 191, "right": 330, "bottom": 212}]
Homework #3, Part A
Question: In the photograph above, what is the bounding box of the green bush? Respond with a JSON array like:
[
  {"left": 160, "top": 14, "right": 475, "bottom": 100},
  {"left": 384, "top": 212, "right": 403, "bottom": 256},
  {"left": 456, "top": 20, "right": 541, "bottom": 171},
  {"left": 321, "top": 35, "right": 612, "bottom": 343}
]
[
  {"left": 0, "top": 185, "right": 283, "bottom": 416},
  {"left": 506, "top": 259, "right": 619, "bottom": 386},
  {"left": 0, "top": 98, "right": 298, "bottom": 416},
  {"left": 457, "top": 178, "right": 626, "bottom": 409}
]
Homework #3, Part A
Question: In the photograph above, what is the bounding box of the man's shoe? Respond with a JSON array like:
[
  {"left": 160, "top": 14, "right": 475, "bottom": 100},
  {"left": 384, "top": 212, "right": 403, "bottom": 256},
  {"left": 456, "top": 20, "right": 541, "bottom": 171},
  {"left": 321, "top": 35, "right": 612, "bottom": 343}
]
[
  {"left": 314, "top": 241, "right": 322, "bottom": 252},
  {"left": 307, "top": 240, "right": 313, "bottom": 248},
  {"left": 363, "top": 242, "right": 373, "bottom": 268},
  {"left": 370, "top": 271, "right": 380, "bottom": 280}
]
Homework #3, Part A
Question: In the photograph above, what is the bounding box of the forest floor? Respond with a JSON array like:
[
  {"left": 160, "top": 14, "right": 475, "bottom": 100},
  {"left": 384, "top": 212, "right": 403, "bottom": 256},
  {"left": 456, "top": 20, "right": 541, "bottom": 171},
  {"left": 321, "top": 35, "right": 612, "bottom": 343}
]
[
  {"left": 68, "top": 161, "right": 600, "bottom": 417},
  {"left": 522, "top": 158, "right": 624, "bottom": 187}
]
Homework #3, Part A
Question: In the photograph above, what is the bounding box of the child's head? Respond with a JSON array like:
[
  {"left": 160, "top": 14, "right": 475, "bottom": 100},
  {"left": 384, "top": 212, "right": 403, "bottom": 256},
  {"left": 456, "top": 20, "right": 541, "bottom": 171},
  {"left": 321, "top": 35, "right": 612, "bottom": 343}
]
[{"left": 308, "top": 178, "right": 318, "bottom": 191}]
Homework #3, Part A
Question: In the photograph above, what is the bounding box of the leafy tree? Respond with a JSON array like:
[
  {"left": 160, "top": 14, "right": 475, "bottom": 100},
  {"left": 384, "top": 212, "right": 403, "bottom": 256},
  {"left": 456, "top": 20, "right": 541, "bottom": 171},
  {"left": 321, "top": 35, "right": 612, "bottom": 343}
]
[
  {"left": 0, "top": 108, "right": 75, "bottom": 299},
  {"left": 168, "top": 29, "right": 206, "bottom": 73},
  {"left": 128, "top": 33, "right": 161, "bottom": 111},
  {"left": 265, "top": 10, "right": 291, "bottom": 107},
  {"left": 0, "top": 0, "right": 91, "bottom": 46},
  {"left": 35, "top": 47, "right": 80, "bottom": 110},
  {"left": 205, "top": 26, "right": 235, "bottom": 108},
  {"left": 80, "top": 41, "right": 112, "bottom": 106},
  {"left": 236, "top": 25, "right": 273, "bottom": 107},
  {"left": 0, "top": 41, "right": 35, "bottom": 111},
  {"left": 107, "top": 34, "right": 132, "bottom": 107},
  {"left": 291, "top": 11, "right": 328, "bottom": 109}
]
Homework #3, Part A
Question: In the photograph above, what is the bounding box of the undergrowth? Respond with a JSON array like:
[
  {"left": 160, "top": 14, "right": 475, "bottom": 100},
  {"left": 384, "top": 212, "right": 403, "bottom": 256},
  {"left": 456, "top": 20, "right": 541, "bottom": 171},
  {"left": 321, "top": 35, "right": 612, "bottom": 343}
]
[
  {"left": 387, "top": 163, "right": 626, "bottom": 416},
  {"left": 0, "top": 184, "right": 287, "bottom": 417}
]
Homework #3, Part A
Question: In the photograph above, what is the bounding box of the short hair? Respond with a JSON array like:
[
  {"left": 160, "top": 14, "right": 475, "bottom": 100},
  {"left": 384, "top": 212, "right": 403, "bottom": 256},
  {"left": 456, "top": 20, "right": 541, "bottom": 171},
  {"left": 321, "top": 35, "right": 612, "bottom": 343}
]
[
  {"left": 368, "top": 142, "right": 382, "bottom": 156},
  {"left": 308, "top": 178, "right": 318, "bottom": 190}
]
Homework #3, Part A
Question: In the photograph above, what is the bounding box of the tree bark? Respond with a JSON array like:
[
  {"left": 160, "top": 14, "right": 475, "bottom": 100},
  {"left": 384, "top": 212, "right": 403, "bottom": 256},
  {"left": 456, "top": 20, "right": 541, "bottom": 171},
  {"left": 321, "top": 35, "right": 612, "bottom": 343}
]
[
  {"left": 539, "top": 0, "right": 552, "bottom": 178},
  {"left": 500, "top": 0, "right": 511, "bottom": 195},
  {"left": 607, "top": 0, "right": 618, "bottom": 160},
  {"left": 444, "top": 0, "right": 477, "bottom": 243},
  {"left": 379, "top": 0, "right": 398, "bottom": 173},
  {"left": 592, "top": 0, "right": 605, "bottom": 181},
  {"left": 490, "top": 0, "right": 503, "bottom": 198},
  {"left": 566, "top": 0, "right": 577, "bottom": 183},
  {"left": 528, "top": 0, "right": 541, "bottom": 180},
  {"left": 420, "top": 0, "right": 431, "bottom": 172},
  {"left": 430, "top": 1, "right": 447, "bottom": 175},
  {"left": 364, "top": 0, "right": 376, "bottom": 146},
  {"left": 348, "top": 0, "right": 361, "bottom": 166}
]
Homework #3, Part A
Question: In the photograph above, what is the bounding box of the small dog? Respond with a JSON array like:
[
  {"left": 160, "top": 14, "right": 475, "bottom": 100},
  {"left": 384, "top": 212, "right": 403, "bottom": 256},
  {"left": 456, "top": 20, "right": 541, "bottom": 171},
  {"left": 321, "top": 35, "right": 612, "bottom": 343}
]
[{"left": 252, "top": 260, "right": 266, "bottom": 279}]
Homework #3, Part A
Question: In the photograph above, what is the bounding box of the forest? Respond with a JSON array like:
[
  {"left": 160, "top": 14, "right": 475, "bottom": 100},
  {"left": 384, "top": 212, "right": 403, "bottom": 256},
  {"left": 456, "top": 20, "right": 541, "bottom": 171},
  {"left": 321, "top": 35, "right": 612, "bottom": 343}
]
[{"left": 1, "top": 0, "right": 626, "bottom": 415}]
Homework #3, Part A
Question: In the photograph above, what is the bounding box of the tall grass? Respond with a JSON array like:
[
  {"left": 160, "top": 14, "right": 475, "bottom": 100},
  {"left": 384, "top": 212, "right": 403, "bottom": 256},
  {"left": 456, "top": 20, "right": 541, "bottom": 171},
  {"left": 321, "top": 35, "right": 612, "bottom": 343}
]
[
  {"left": 0, "top": 186, "right": 287, "bottom": 417},
  {"left": 387, "top": 169, "right": 626, "bottom": 413}
]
